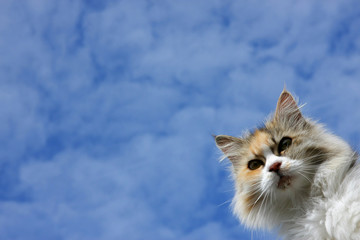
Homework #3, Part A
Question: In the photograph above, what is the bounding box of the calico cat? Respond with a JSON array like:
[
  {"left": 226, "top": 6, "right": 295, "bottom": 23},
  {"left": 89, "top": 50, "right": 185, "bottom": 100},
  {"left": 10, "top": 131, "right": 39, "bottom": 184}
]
[{"left": 215, "top": 90, "right": 360, "bottom": 239}]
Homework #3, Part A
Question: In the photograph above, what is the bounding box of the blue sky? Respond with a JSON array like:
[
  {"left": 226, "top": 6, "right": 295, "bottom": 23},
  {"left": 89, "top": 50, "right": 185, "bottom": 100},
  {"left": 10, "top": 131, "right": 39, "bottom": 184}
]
[{"left": 0, "top": 0, "right": 360, "bottom": 239}]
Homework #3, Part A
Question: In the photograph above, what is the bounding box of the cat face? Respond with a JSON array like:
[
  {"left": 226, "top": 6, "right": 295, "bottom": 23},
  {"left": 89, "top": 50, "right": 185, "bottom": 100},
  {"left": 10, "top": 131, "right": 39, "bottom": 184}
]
[{"left": 215, "top": 90, "right": 332, "bottom": 228}]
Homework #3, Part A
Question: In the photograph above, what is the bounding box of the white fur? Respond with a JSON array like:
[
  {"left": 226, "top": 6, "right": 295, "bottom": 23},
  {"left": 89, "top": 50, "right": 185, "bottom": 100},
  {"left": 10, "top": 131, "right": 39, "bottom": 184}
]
[{"left": 281, "top": 164, "right": 360, "bottom": 240}]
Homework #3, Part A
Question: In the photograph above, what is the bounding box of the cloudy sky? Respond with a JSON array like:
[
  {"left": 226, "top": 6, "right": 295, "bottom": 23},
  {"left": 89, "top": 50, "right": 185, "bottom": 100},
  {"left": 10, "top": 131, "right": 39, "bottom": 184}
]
[{"left": 0, "top": 0, "right": 360, "bottom": 239}]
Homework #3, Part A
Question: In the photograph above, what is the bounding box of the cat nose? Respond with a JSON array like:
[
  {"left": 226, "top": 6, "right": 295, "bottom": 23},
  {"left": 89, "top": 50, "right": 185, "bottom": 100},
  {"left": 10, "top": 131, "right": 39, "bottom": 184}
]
[{"left": 269, "top": 162, "right": 282, "bottom": 172}]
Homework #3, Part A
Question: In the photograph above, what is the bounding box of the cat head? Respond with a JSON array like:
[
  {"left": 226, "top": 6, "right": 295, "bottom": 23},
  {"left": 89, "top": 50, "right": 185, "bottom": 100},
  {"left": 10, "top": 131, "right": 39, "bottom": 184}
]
[{"left": 215, "top": 90, "right": 355, "bottom": 229}]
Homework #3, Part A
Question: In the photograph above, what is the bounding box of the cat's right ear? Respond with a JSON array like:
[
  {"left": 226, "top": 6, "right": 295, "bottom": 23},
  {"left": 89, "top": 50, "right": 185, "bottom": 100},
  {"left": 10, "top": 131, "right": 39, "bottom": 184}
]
[
  {"left": 215, "top": 135, "right": 243, "bottom": 163},
  {"left": 274, "top": 90, "right": 303, "bottom": 123}
]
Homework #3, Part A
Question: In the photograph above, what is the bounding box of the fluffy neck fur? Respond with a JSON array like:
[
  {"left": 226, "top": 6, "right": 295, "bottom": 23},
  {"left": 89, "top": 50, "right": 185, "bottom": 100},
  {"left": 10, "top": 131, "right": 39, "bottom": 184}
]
[{"left": 215, "top": 90, "right": 359, "bottom": 239}]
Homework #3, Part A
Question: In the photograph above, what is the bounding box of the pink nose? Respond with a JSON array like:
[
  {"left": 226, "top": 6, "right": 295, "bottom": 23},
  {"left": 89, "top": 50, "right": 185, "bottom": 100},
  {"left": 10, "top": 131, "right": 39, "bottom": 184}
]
[{"left": 269, "top": 162, "right": 282, "bottom": 172}]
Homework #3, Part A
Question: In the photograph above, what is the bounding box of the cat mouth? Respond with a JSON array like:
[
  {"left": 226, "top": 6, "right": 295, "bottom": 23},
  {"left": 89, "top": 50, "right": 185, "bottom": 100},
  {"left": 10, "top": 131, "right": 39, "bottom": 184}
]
[{"left": 277, "top": 174, "right": 292, "bottom": 190}]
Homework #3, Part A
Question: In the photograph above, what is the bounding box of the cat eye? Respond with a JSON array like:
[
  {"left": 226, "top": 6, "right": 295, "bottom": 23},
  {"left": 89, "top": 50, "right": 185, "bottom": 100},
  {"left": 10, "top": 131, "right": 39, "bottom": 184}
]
[
  {"left": 248, "top": 159, "right": 264, "bottom": 170},
  {"left": 278, "top": 137, "right": 292, "bottom": 153}
]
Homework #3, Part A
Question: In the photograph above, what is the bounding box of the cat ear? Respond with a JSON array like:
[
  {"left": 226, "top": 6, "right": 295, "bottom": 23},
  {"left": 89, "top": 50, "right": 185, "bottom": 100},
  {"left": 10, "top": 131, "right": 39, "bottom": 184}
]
[
  {"left": 215, "top": 135, "right": 243, "bottom": 163},
  {"left": 274, "top": 90, "right": 303, "bottom": 122}
]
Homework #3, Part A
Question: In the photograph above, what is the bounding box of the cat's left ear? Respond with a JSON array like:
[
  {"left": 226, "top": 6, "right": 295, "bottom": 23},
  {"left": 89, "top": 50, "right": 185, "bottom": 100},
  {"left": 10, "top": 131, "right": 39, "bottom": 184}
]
[
  {"left": 215, "top": 135, "right": 243, "bottom": 163},
  {"left": 274, "top": 90, "right": 303, "bottom": 122}
]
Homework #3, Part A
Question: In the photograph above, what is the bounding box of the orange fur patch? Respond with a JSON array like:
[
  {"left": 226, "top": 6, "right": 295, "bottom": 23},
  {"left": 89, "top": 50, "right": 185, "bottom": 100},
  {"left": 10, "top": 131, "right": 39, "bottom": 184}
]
[
  {"left": 234, "top": 130, "right": 271, "bottom": 188},
  {"left": 236, "top": 165, "right": 263, "bottom": 214},
  {"left": 244, "top": 191, "right": 258, "bottom": 214},
  {"left": 243, "top": 165, "right": 263, "bottom": 177},
  {"left": 236, "top": 130, "right": 272, "bottom": 214},
  {"left": 249, "top": 130, "right": 271, "bottom": 156},
  {"left": 236, "top": 167, "right": 262, "bottom": 214}
]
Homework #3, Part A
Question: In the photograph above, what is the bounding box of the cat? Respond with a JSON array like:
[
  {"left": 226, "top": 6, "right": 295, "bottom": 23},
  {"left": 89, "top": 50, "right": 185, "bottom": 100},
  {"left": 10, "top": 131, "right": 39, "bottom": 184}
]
[{"left": 215, "top": 89, "right": 360, "bottom": 240}]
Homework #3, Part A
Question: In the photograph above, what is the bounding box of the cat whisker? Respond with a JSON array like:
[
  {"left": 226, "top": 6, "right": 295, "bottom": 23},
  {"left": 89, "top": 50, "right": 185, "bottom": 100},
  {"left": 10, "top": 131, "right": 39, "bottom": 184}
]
[
  {"left": 247, "top": 188, "right": 268, "bottom": 219},
  {"left": 252, "top": 189, "right": 267, "bottom": 207},
  {"left": 217, "top": 199, "right": 233, "bottom": 207},
  {"left": 257, "top": 190, "right": 270, "bottom": 221},
  {"left": 246, "top": 189, "right": 263, "bottom": 197},
  {"left": 298, "top": 171, "right": 312, "bottom": 184},
  {"left": 296, "top": 167, "right": 316, "bottom": 174}
]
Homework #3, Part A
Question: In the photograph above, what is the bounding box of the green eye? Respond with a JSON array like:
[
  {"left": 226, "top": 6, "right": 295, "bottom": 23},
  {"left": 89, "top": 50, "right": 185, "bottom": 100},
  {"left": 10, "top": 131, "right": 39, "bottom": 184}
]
[
  {"left": 278, "top": 137, "right": 292, "bottom": 153},
  {"left": 248, "top": 159, "right": 264, "bottom": 170}
]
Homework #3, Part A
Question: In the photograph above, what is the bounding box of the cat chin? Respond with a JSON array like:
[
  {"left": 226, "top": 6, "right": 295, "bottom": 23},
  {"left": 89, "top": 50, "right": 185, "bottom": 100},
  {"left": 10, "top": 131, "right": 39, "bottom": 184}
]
[
  {"left": 276, "top": 174, "right": 305, "bottom": 189},
  {"left": 276, "top": 175, "right": 292, "bottom": 189},
  {"left": 273, "top": 175, "right": 311, "bottom": 198},
  {"left": 266, "top": 171, "right": 306, "bottom": 193},
  {"left": 265, "top": 175, "right": 294, "bottom": 192}
]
